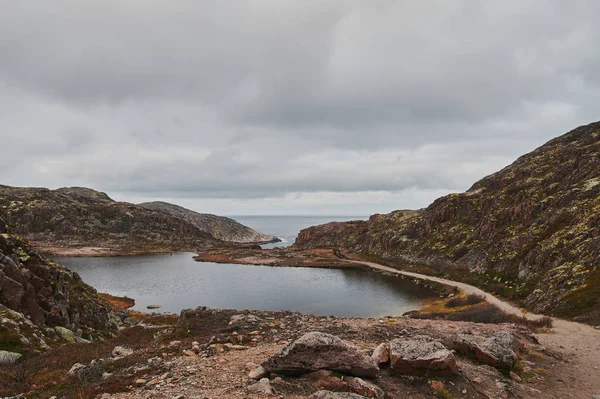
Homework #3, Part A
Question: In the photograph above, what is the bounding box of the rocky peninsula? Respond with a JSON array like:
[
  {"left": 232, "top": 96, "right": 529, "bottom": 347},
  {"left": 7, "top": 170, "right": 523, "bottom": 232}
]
[{"left": 0, "top": 186, "right": 278, "bottom": 256}]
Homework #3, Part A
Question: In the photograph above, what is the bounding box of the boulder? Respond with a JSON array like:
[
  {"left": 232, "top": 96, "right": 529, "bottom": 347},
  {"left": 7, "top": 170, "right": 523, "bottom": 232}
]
[
  {"left": 261, "top": 332, "right": 379, "bottom": 378},
  {"left": 371, "top": 343, "right": 390, "bottom": 365},
  {"left": 55, "top": 326, "right": 77, "bottom": 343},
  {"left": 248, "top": 365, "right": 268, "bottom": 380},
  {"left": 452, "top": 331, "right": 521, "bottom": 369},
  {"left": 346, "top": 377, "right": 384, "bottom": 399},
  {"left": 306, "top": 371, "right": 383, "bottom": 399},
  {"left": 247, "top": 378, "right": 274, "bottom": 395},
  {"left": 389, "top": 335, "right": 458, "bottom": 377},
  {"left": 310, "top": 391, "right": 369, "bottom": 399},
  {"left": 68, "top": 363, "right": 87, "bottom": 376},
  {"left": 0, "top": 350, "right": 22, "bottom": 365}
]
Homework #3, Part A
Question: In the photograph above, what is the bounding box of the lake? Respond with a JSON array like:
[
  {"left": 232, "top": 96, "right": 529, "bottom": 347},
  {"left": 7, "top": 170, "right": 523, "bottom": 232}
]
[{"left": 55, "top": 252, "right": 434, "bottom": 317}]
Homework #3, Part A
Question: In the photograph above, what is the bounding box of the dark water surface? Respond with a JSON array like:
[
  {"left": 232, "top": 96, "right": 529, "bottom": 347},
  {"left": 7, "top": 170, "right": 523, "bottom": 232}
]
[{"left": 55, "top": 252, "right": 435, "bottom": 317}]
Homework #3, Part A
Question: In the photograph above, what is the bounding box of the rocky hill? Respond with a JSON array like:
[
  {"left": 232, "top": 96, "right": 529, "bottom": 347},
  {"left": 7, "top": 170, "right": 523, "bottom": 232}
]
[
  {"left": 139, "top": 201, "right": 278, "bottom": 244},
  {"left": 0, "top": 186, "right": 276, "bottom": 255},
  {"left": 0, "top": 219, "right": 118, "bottom": 356},
  {"left": 294, "top": 121, "right": 600, "bottom": 323}
]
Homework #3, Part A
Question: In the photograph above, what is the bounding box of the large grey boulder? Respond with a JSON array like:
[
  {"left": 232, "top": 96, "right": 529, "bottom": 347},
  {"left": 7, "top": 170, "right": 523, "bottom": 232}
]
[
  {"left": 452, "top": 331, "right": 521, "bottom": 369},
  {"left": 261, "top": 332, "right": 379, "bottom": 378},
  {"left": 0, "top": 350, "right": 22, "bottom": 365},
  {"left": 310, "top": 391, "right": 369, "bottom": 399},
  {"left": 389, "top": 335, "right": 458, "bottom": 377}
]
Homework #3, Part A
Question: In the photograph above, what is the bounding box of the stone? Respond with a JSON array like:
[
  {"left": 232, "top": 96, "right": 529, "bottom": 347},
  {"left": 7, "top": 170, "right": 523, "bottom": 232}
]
[
  {"left": 306, "top": 370, "right": 348, "bottom": 392},
  {"left": 389, "top": 335, "right": 458, "bottom": 377},
  {"left": 55, "top": 326, "right": 77, "bottom": 343},
  {"left": 112, "top": 345, "right": 133, "bottom": 358},
  {"left": 247, "top": 378, "right": 274, "bottom": 395},
  {"left": 249, "top": 365, "right": 268, "bottom": 380},
  {"left": 68, "top": 363, "right": 87, "bottom": 376},
  {"left": 509, "top": 371, "right": 522, "bottom": 382},
  {"left": 0, "top": 350, "right": 22, "bottom": 365},
  {"left": 346, "top": 377, "right": 384, "bottom": 398},
  {"left": 229, "top": 314, "right": 262, "bottom": 324},
  {"left": 452, "top": 331, "right": 521, "bottom": 369},
  {"left": 371, "top": 343, "right": 389, "bottom": 365},
  {"left": 310, "top": 391, "right": 369, "bottom": 399},
  {"left": 261, "top": 332, "right": 379, "bottom": 378},
  {"left": 135, "top": 378, "right": 146, "bottom": 386}
]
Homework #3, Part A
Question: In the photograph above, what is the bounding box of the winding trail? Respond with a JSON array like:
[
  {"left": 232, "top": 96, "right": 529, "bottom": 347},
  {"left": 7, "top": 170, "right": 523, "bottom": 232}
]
[{"left": 348, "top": 259, "right": 600, "bottom": 398}]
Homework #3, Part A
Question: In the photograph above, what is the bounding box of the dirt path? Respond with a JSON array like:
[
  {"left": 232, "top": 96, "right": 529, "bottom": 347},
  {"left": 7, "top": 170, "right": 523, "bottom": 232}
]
[{"left": 348, "top": 259, "right": 600, "bottom": 399}]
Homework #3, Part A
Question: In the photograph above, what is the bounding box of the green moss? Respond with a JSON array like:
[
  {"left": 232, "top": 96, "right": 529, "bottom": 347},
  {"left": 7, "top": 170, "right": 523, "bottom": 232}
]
[
  {"left": 561, "top": 267, "right": 600, "bottom": 311},
  {"left": 0, "top": 327, "right": 24, "bottom": 353}
]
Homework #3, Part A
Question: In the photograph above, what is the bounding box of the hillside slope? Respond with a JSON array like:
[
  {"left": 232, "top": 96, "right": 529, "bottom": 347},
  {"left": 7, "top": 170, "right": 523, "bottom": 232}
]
[
  {"left": 139, "top": 201, "right": 278, "bottom": 244},
  {"left": 0, "top": 186, "right": 273, "bottom": 255},
  {"left": 294, "top": 121, "right": 600, "bottom": 323},
  {"left": 0, "top": 218, "right": 117, "bottom": 352}
]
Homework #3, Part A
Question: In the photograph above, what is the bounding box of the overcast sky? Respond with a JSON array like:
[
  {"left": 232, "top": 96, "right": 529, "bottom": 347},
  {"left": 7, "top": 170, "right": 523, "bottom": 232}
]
[{"left": 0, "top": 1, "right": 598, "bottom": 216}]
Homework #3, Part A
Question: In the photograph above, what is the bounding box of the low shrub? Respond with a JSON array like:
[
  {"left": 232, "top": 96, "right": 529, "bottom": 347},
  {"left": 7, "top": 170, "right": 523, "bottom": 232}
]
[
  {"left": 413, "top": 302, "right": 553, "bottom": 331},
  {"left": 445, "top": 294, "right": 485, "bottom": 308}
]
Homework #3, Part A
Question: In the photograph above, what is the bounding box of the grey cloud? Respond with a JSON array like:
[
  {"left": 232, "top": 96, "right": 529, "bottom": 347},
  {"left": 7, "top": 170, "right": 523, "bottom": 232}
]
[{"left": 0, "top": 1, "right": 598, "bottom": 214}]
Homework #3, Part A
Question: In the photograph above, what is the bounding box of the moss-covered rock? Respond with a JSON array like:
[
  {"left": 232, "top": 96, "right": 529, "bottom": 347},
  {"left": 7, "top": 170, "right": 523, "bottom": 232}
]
[{"left": 295, "top": 121, "right": 600, "bottom": 324}]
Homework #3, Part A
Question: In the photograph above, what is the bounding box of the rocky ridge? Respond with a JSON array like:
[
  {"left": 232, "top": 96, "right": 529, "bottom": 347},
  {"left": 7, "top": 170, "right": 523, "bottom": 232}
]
[
  {"left": 294, "top": 121, "right": 600, "bottom": 323},
  {"left": 139, "top": 201, "right": 278, "bottom": 244},
  {"left": 0, "top": 186, "right": 276, "bottom": 255},
  {"left": 0, "top": 219, "right": 118, "bottom": 357}
]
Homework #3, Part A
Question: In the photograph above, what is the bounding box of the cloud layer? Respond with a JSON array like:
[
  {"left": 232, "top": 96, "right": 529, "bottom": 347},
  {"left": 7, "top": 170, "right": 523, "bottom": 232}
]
[{"left": 1, "top": 1, "right": 598, "bottom": 215}]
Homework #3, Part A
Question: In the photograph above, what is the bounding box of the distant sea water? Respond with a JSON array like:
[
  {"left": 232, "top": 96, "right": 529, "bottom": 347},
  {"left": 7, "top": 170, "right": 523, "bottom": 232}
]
[{"left": 229, "top": 215, "right": 368, "bottom": 248}]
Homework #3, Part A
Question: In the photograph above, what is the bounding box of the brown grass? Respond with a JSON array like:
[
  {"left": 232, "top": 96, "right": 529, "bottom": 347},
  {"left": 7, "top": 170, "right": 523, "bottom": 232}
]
[
  {"left": 0, "top": 325, "right": 175, "bottom": 399},
  {"left": 445, "top": 294, "right": 485, "bottom": 308},
  {"left": 410, "top": 301, "right": 553, "bottom": 331},
  {"left": 98, "top": 293, "right": 135, "bottom": 310}
]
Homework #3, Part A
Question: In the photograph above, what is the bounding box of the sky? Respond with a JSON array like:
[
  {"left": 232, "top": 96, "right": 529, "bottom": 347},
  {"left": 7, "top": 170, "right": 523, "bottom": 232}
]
[{"left": 0, "top": 1, "right": 598, "bottom": 216}]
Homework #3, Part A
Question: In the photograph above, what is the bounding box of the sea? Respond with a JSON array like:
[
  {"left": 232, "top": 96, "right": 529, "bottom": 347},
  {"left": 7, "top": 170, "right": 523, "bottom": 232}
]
[{"left": 230, "top": 215, "right": 367, "bottom": 248}]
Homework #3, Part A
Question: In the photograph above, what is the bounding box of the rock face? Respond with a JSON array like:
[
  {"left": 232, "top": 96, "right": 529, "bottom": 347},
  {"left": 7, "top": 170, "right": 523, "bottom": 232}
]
[
  {"left": 389, "top": 335, "right": 458, "bottom": 377},
  {"left": 0, "top": 185, "right": 276, "bottom": 254},
  {"left": 139, "top": 201, "right": 278, "bottom": 244},
  {"left": 294, "top": 121, "right": 600, "bottom": 323},
  {"left": 261, "top": 332, "right": 379, "bottom": 378},
  {"left": 0, "top": 228, "right": 117, "bottom": 352}
]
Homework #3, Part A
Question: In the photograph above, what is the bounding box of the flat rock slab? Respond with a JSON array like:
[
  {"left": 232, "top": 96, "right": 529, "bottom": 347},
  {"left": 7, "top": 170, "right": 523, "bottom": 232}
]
[
  {"left": 389, "top": 335, "right": 458, "bottom": 377},
  {"left": 261, "top": 331, "right": 379, "bottom": 378}
]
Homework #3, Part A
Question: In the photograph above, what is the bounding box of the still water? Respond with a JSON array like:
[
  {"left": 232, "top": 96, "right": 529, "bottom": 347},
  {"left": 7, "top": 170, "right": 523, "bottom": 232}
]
[{"left": 56, "top": 252, "right": 434, "bottom": 317}]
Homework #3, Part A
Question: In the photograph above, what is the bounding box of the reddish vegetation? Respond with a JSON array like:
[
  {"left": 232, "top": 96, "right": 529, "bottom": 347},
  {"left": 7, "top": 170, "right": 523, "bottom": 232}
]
[{"left": 98, "top": 293, "right": 135, "bottom": 310}]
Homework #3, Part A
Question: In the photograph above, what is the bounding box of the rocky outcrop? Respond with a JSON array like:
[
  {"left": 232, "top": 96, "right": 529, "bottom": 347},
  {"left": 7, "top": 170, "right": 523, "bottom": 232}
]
[
  {"left": 389, "top": 335, "right": 458, "bottom": 377},
  {"left": 0, "top": 185, "right": 275, "bottom": 255},
  {"left": 0, "top": 228, "right": 117, "bottom": 352},
  {"left": 261, "top": 332, "right": 379, "bottom": 378},
  {"left": 139, "top": 201, "right": 278, "bottom": 244},
  {"left": 294, "top": 121, "right": 600, "bottom": 323}
]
